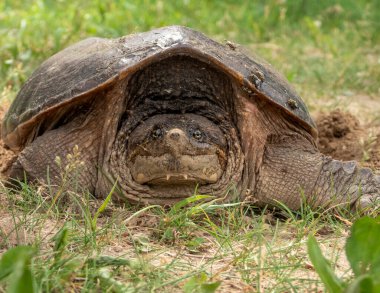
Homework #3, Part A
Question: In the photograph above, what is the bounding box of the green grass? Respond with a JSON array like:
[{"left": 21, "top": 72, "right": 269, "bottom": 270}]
[
  {"left": 1, "top": 0, "right": 380, "bottom": 292},
  {"left": 0, "top": 154, "right": 362, "bottom": 291},
  {"left": 1, "top": 0, "right": 379, "bottom": 108},
  {"left": 0, "top": 177, "right": 352, "bottom": 292}
]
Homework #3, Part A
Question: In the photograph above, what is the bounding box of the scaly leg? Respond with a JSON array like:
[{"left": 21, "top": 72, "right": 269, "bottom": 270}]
[
  {"left": 8, "top": 116, "right": 100, "bottom": 194},
  {"left": 255, "top": 136, "right": 380, "bottom": 211}
]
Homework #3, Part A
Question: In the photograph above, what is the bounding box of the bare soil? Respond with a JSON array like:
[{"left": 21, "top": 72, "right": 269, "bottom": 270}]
[
  {"left": 315, "top": 108, "right": 380, "bottom": 171},
  {"left": 368, "top": 134, "right": 380, "bottom": 170},
  {"left": 316, "top": 109, "right": 367, "bottom": 161}
]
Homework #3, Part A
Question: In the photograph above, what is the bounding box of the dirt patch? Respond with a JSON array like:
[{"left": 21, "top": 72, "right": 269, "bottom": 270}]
[
  {"left": 0, "top": 213, "right": 29, "bottom": 248},
  {"left": 315, "top": 109, "right": 368, "bottom": 161},
  {"left": 365, "top": 134, "right": 380, "bottom": 170},
  {"left": 315, "top": 109, "right": 380, "bottom": 171}
]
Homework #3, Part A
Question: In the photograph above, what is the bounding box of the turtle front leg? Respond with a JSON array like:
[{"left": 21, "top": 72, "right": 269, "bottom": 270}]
[
  {"left": 312, "top": 157, "right": 379, "bottom": 210},
  {"left": 255, "top": 136, "right": 380, "bottom": 212},
  {"left": 7, "top": 120, "right": 100, "bottom": 194}
]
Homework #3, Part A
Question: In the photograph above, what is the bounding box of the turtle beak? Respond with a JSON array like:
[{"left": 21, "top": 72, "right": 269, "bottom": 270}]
[
  {"left": 165, "top": 128, "right": 188, "bottom": 157},
  {"left": 167, "top": 128, "right": 187, "bottom": 141}
]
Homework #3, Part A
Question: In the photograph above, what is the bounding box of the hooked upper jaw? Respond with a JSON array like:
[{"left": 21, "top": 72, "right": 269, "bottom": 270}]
[
  {"left": 132, "top": 153, "right": 223, "bottom": 185},
  {"left": 126, "top": 113, "right": 227, "bottom": 186}
]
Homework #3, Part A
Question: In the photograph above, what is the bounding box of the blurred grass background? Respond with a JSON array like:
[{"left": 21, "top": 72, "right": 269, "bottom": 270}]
[{"left": 1, "top": 0, "right": 379, "bottom": 110}]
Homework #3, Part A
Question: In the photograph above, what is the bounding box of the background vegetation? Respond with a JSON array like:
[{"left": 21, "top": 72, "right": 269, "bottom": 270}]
[
  {"left": 0, "top": 0, "right": 379, "bottom": 292},
  {"left": 1, "top": 0, "right": 379, "bottom": 108}
]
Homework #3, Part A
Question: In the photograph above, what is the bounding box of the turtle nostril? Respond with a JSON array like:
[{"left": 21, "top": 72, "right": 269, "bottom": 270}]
[
  {"left": 167, "top": 128, "right": 185, "bottom": 141},
  {"left": 170, "top": 132, "right": 180, "bottom": 140}
]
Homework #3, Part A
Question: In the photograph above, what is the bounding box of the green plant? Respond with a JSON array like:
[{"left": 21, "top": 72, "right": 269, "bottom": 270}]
[
  {"left": 308, "top": 216, "right": 380, "bottom": 292},
  {"left": 90, "top": 180, "right": 116, "bottom": 233},
  {"left": 183, "top": 271, "right": 221, "bottom": 293},
  {"left": 0, "top": 245, "right": 37, "bottom": 293},
  {"left": 157, "top": 192, "right": 214, "bottom": 243}
]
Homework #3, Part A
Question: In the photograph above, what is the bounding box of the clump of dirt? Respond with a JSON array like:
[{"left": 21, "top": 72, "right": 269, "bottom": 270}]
[{"left": 315, "top": 109, "right": 367, "bottom": 161}]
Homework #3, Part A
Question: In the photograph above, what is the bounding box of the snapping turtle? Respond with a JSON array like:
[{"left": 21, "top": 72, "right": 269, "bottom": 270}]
[{"left": 2, "top": 26, "right": 379, "bottom": 210}]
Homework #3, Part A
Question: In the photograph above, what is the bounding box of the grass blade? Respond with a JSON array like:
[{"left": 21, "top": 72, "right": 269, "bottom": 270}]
[
  {"left": 91, "top": 180, "right": 117, "bottom": 231},
  {"left": 307, "top": 235, "right": 343, "bottom": 293}
]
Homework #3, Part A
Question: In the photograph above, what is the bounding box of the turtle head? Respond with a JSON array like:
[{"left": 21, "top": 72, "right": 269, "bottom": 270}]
[{"left": 127, "top": 114, "right": 227, "bottom": 186}]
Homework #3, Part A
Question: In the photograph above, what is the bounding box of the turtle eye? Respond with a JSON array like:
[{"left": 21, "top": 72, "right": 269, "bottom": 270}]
[
  {"left": 152, "top": 128, "right": 163, "bottom": 139},
  {"left": 193, "top": 130, "right": 203, "bottom": 140}
]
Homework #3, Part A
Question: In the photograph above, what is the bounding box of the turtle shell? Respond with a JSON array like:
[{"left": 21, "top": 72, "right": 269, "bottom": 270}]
[{"left": 2, "top": 25, "right": 316, "bottom": 150}]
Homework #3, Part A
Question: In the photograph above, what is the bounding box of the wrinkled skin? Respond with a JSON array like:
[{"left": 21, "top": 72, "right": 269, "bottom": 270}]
[
  {"left": 127, "top": 114, "right": 227, "bottom": 185},
  {"left": 4, "top": 28, "right": 380, "bottom": 212}
]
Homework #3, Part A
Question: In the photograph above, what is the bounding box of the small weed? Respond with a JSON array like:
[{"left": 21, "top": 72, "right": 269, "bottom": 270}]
[
  {"left": 156, "top": 193, "right": 214, "bottom": 243},
  {"left": 0, "top": 245, "right": 37, "bottom": 293},
  {"left": 183, "top": 271, "right": 221, "bottom": 293}
]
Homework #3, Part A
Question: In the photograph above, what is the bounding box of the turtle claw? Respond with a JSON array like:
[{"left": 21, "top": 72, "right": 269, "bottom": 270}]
[{"left": 353, "top": 174, "right": 380, "bottom": 214}]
